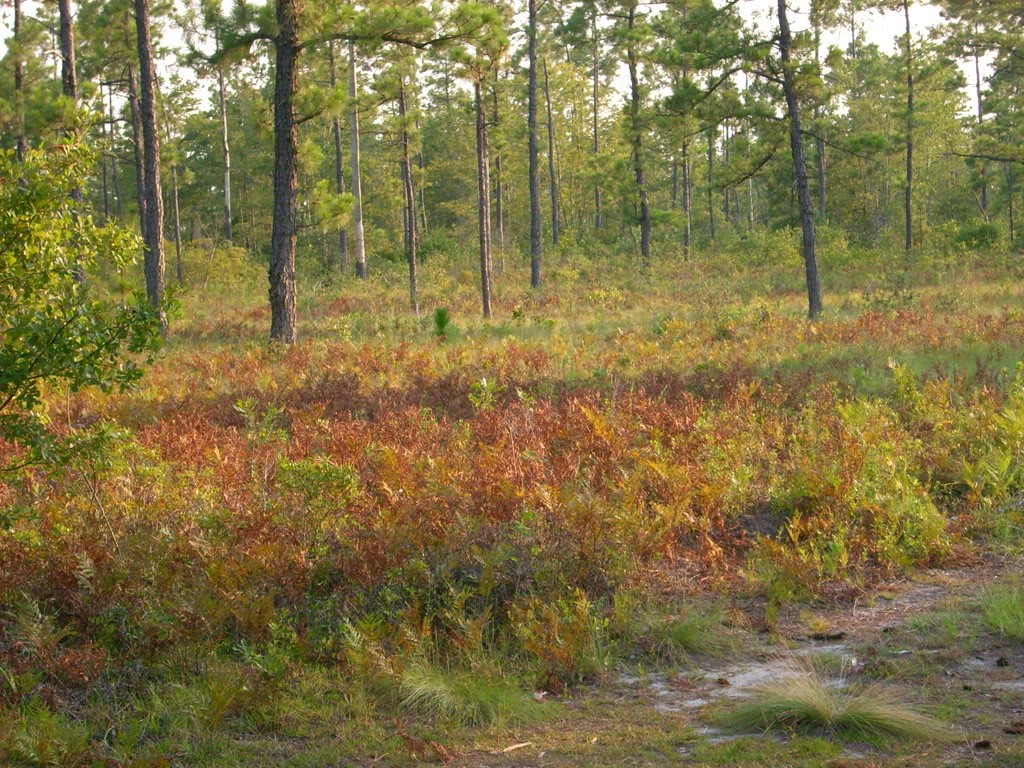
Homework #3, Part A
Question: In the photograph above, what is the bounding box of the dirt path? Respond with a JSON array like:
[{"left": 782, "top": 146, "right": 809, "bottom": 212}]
[{"left": 449, "top": 555, "right": 1024, "bottom": 768}]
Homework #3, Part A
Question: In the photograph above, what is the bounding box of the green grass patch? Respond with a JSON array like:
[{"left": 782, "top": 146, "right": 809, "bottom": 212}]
[
  {"left": 718, "top": 673, "right": 950, "bottom": 743},
  {"left": 982, "top": 584, "right": 1024, "bottom": 643},
  {"left": 399, "top": 662, "right": 545, "bottom": 726}
]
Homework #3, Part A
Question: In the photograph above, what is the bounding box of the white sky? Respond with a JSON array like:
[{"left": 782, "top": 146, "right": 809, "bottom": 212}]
[{"left": 0, "top": 2, "right": 979, "bottom": 108}]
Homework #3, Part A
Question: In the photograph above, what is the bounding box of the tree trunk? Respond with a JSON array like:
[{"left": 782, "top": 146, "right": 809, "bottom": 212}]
[
  {"left": 748, "top": 176, "right": 755, "bottom": 228},
  {"left": 268, "top": 0, "right": 300, "bottom": 343},
  {"left": 108, "top": 83, "right": 123, "bottom": 218},
  {"left": 13, "top": 0, "right": 27, "bottom": 161},
  {"left": 1006, "top": 163, "right": 1016, "bottom": 245},
  {"left": 528, "top": 0, "right": 542, "bottom": 287},
  {"left": 626, "top": 12, "right": 651, "bottom": 264},
  {"left": 134, "top": 0, "right": 166, "bottom": 332},
  {"left": 398, "top": 76, "right": 419, "bottom": 315},
  {"left": 543, "top": 58, "right": 561, "bottom": 247},
  {"left": 974, "top": 35, "right": 988, "bottom": 218},
  {"left": 682, "top": 140, "right": 692, "bottom": 258},
  {"left": 127, "top": 66, "right": 147, "bottom": 242},
  {"left": 58, "top": 0, "right": 85, "bottom": 283},
  {"left": 723, "top": 123, "right": 731, "bottom": 225},
  {"left": 814, "top": 21, "right": 826, "bottom": 220},
  {"left": 592, "top": 10, "right": 602, "bottom": 231},
  {"left": 328, "top": 42, "right": 348, "bottom": 271},
  {"left": 58, "top": 0, "right": 77, "bottom": 102},
  {"left": 475, "top": 79, "right": 493, "bottom": 319},
  {"left": 492, "top": 78, "right": 506, "bottom": 273},
  {"left": 349, "top": 42, "right": 367, "bottom": 279},
  {"left": 903, "top": 0, "right": 913, "bottom": 254},
  {"left": 779, "top": 0, "right": 823, "bottom": 319},
  {"left": 218, "top": 68, "right": 234, "bottom": 241},
  {"left": 415, "top": 106, "right": 428, "bottom": 238},
  {"left": 162, "top": 112, "right": 183, "bottom": 285},
  {"left": 707, "top": 124, "right": 716, "bottom": 242}
]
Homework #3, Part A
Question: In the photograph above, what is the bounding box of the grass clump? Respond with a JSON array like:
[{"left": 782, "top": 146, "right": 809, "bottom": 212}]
[
  {"left": 982, "top": 584, "right": 1024, "bottom": 643},
  {"left": 638, "top": 608, "right": 731, "bottom": 665},
  {"left": 399, "top": 662, "right": 543, "bottom": 726},
  {"left": 719, "top": 673, "right": 949, "bottom": 743}
]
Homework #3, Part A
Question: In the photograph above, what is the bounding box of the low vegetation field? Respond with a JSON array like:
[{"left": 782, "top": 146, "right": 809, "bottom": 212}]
[{"left": 4, "top": 249, "right": 1024, "bottom": 766}]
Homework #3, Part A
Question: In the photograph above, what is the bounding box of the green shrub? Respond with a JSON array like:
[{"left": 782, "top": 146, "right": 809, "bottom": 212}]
[{"left": 510, "top": 590, "right": 614, "bottom": 691}]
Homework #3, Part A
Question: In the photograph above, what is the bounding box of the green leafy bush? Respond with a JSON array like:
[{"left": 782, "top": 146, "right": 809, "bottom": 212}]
[{"left": 0, "top": 146, "right": 163, "bottom": 466}]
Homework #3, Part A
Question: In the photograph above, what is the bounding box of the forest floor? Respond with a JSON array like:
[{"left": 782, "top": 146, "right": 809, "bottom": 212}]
[
  {"left": 7, "top": 253, "right": 1024, "bottom": 767},
  {"left": 216, "top": 552, "right": 1024, "bottom": 767}
]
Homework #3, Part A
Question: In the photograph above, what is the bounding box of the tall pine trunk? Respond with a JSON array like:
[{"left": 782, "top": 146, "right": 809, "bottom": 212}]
[
  {"left": 328, "top": 42, "right": 349, "bottom": 270},
  {"left": 492, "top": 79, "right": 506, "bottom": 273},
  {"left": 415, "top": 105, "right": 428, "bottom": 237},
  {"left": 475, "top": 79, "right": 493, "bottom": 319},
  {"left": 268, "top": 0, "right": 300, "bottom": 343},
  {"left": 134, "top": 0, "right": 166, "bottom": 332},
  {"left": 128, "top": 66, "right": 147, "bottom": 243},
  {"left": 706, "top": 124, "right": 716, "bottom": 242},
  {"left": 108, "top": 84, "right": 123, "bottom": 218},
  {"left": 902, "top": 0, "right": 913, "bottom": 253},
  {"left": 398, "top": 77, "right": 418, "bottom": 315},
  {"left": 626, "top": 8, "right": 651, "bottom": 264},
  {"left": 814, "top": 21, "right": 826, "bottom": 220},
  {"left": 974, "top": 33, "right": 988, "bottom": 218},
  {"left": 1006, "top": 163, "right": 1016, "bottom": 245},
  {"left": 13, "top": 0, "right": 27, "bottom": 161},
  {"left": 682, "top": 140, "right": 692, "bottom": 259},
  {"left": 592, "top": 10, "right": 602, "bottom": 230},
  {"left": 58, "top": 0, "right": 77, "bottom": 103},
  {"left": 349, "top": 42, "right": 367, "bottom": 279},
  {"left": 58, "top": 0, "right": 85, "bottom": 283},
  {"left": 543, "top": 58, "right": 560, "bottom": 247},
  {"left": 162, "top": 112, "right": 183, "bottom": 285},
  {"left": 528, "top": 0, "right": 542, "bottom": 288},
  {"left": 779, "top": 0, "right": 822, "bottom": 319},
  {"left": 218, "top": 68, "right": 233, "bottom": 241}
]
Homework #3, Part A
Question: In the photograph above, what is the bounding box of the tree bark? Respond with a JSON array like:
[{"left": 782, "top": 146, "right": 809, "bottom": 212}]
[
  {"left": 58, "top": 0, "right": 77, "bottom": 102},
  {"left": 162, "top": 111, "right": 183, "bottom": 285},
  {"left": 682, "top": 140, "right": 692, "bottom": 258},
  {"left": 327, "top": 42, "right": 349, "bottom": 271},
  {"left": 58, "top": 0, "right": 85, "bottom": 285},
  {"left": 723, "top": 123, "right": 731, "bottom": 225},
  {"left": 13, "top": 0, "right": 27, "bottom": 161},
  {"left": 268, "top": 0, "right": 300, "bottom": 343},
  {"left": 127, "top": 66, "right": 147, "bottom": 243},
  {"left": 349, "top": 41, "right": 367, "bottom": 279},
  {"left": 475, "top": 79, "right": 493, "bottom": 319},
  {"left": 398, "top": 76, "right": 418, "bottom": 315},
  {"left": 1006, "top": 163, "right": 1016, "bottom": 245},
  {"left": 814, "top": 20, "right": 826, "bottom": 220},
  {"left": 626, "top": 7, "right": 651, "bottom": 264},
  {"left": 671, "top": 155, "right": 679, "bottom": 209},
  {"left": 707, "top": 124, "right": 716, "bottom": 242},
  {"left": 903, "top": 0, "right": 913, "bottom": 253},
  {"left": 592, "top": 10, "right": 602, "bottom": 231},
  {"left": 528, "top": 0, "right": 542, "bottom": 288},
  {"left": 779, "top": 0, "right": 823, "bottom": 319},
  {"left": 414, "top": 104, "right": 428, "bottom": 238},
  {"left": 134, "top": 0, "right": 166, "bottom": 332},
  {"left": 218, "top": 68, "right": 234, "bottom": 241},
  {"left": 543, "top": 58, "right": 561, "bottom": 247},
  {"left": 974, "top": 34, "right": 988, "bottom": 218},
  {"left": 108, "top": 83, "right": 123, "bottom": 218},
  {"left": 492, "top": 78, "right": 506, "bottom": 273}
]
